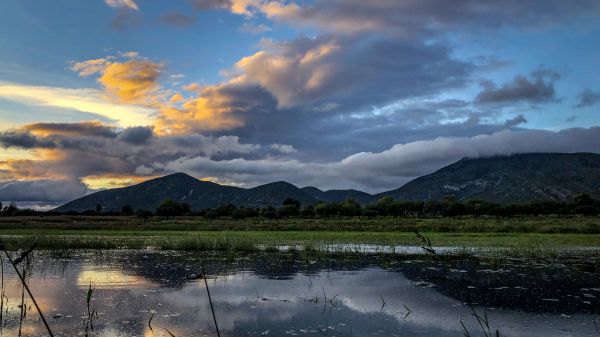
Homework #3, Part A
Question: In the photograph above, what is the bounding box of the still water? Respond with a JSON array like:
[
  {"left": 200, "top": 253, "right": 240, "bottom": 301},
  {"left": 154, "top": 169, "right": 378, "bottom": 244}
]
[{"left": 0, "top": 249, "right": 599, "bottom": 337}]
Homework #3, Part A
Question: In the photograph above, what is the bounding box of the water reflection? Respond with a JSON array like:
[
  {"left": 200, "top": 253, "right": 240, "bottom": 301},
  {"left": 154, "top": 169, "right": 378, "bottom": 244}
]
[{"left": 0, "top": 250, "right": 598, "bottom": 336}]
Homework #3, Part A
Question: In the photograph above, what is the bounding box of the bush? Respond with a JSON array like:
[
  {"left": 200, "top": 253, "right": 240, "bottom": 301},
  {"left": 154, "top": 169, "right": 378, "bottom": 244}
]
[{"left": 155, "top": 199, "right": 191, "bottom": 217}]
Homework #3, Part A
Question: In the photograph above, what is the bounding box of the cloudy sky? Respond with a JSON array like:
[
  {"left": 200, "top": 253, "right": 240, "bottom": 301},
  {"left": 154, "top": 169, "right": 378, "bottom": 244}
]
[{"left": 1, "top": 0, "right": 600, "bottom": 207}]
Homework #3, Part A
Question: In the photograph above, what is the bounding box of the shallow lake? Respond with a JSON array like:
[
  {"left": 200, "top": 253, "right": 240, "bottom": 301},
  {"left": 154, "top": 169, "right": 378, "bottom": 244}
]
[{"left": 0, "top": 249, "right": 599, "bottom": 337}]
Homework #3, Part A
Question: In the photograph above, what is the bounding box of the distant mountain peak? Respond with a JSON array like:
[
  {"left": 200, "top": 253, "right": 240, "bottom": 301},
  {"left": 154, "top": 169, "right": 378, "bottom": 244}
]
[
  {"left": 378, "top": 152, "right": 600, "bottom": 203},
  {"left": 55, "top": 153, "right": 600, "bottom": 212},
  {"left": 159, "top": 172, "right": 197, "bottom": 181}
]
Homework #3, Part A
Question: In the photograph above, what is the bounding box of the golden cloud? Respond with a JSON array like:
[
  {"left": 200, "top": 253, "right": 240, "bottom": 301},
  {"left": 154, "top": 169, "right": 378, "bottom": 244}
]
[
  {"left": 0, "top": 81, "right": 154, "bottom": 128},
  {"left": 73, "top": 58, "right": 162, "bottom": 106},
  {"left": 82, "top": 174, "right": 158, "bottom": 190},
  {"left": 23, "top": 121, "right": 114, "bottom": 137},
  {"left": 72, "top": 54, "right": 245, "bottom": 134}
]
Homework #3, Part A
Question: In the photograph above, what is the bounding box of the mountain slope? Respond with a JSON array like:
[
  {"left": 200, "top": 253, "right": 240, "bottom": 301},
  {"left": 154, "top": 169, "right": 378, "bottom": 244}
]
[
  {"left": 55, "top": 174, "right": 316, "bottom": 212},
  {"left": 56, "top": 153, "right": 600, "bottom": 212},
  {"left": 55, "top": 173, "right": 244, "bottom": 212},
  {"left": 377, "top": 153, "right": 600, "bottom": 203},
  {"left": 233, "top": 181, "right": 316, "bottom": 207},
  {"left": 301, "top": 187, "right": 376, "bottom": 204}
]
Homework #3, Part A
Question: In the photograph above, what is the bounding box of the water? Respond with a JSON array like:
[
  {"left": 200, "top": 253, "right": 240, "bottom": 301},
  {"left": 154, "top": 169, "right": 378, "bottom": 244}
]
[{"left": 0, "top": 250, "right": 599, "bottom": 337}]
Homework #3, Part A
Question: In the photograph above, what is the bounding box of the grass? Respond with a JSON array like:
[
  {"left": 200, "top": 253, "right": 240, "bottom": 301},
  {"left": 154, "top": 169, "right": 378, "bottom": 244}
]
[
  {"left": 1, "top": 230, "right": 600, "bottom": 251},
  {"left": 0, "top": 215, "right": 599, "bottom": 251},
  {"left": 0, "top": 215, "right": 599, "bottom": 233}
]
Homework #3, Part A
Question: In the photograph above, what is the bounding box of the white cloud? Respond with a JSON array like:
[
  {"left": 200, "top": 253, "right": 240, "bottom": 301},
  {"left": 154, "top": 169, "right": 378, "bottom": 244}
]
[
  {"left": 0, "top": 82, "right": 154, "bottom": 128},
  {"left": 165, "top": 127, "right": 600, "bottom": 192},
  {"left": 104, "top": 0, "right": 139, "bottom": 10}
]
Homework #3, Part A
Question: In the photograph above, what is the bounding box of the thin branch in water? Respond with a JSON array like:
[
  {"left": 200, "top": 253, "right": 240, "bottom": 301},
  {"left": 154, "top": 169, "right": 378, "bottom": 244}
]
[
  {"left": 402, "top": 304, "right": 412, "bottom": 320},
  {"left": 201, "top": 265, "right": 221, "bottom": 337},
  {"left": 0, "top": 242, "right": 54, "bottom": 337},
  {"left": 148, "top": 313, "right": 154, "bottom": 332}
]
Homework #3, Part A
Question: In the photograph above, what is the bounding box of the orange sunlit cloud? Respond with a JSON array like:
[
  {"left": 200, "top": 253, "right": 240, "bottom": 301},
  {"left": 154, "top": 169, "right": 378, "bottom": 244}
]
[
  {"left": 0, "top": 82, "right": 154, "bottom": 128},
  {"left": 72, "top": 54, "right": 245, "bottom": 135},
  {"left": 82, "top": 174, "right": 159, "bottom": 190}
]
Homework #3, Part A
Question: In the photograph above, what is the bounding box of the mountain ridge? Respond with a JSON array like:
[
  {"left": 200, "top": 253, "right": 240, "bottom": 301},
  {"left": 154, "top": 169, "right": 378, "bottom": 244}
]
[
  {"left": 377, "top": 152, "right": 600, "bottom": 203},
  {"left": 55, "top": 152, "right": 600, "bottom": 212}
]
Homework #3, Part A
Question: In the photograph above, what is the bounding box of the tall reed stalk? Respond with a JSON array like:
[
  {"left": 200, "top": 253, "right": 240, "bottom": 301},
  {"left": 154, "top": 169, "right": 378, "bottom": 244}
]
[{"left": 0, "top": 242, "right": 54, "bottom": 337}]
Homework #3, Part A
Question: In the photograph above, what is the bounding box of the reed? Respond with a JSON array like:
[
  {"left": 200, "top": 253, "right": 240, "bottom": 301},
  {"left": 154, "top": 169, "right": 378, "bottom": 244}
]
[
  {"left": 201, "top": 265, "right": 221, "bottom": 337},
  {"left": 0, "top": 242, "right": 54, "bottom": 337}
]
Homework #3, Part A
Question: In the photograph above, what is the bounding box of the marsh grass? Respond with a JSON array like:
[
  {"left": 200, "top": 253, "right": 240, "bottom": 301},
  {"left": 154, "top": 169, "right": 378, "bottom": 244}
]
[
  {"left": 461, "top": 307, "right": 501, "bottom": 337},
  {"left": 84, "top": 282, "right": 96, "bottom": 336},
  {"left": 1, "top": 215, "right": 600, "bottom": 234}
]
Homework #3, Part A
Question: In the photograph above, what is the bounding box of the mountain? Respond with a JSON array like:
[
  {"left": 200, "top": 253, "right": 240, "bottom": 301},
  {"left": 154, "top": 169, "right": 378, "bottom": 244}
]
[
  {"left": 56, "top": 174, "right": 317, "bottom": 212},
  {"left": 56, "top": 173, "right": 245, "bottom": 212},
  {"left": 301, "top": 187, "right": 376, "bottom": 204},
  {"left": 377, "top": 153, "right": 600, "bottom": 203},
  {"left": 232, "top": 181, "right": 316, "bottom": 207},
  {"left": 56, "top": 153, "right": 600, "bottom": 212}
]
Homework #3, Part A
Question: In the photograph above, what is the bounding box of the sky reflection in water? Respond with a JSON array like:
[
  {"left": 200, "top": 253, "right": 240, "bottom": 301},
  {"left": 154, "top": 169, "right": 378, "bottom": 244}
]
[{"left": 0, "top": 250, "right": 598, "bottom": 337}]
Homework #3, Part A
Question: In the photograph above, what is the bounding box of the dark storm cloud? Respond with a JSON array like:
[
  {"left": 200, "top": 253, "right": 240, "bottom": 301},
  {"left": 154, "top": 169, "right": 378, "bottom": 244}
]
[
  {"left": 0, "top": 122, "right": 270, "bottom": 183},
  {"left": 197, "top": 34, "right": 474, "bottom": 159},
  {"left": 0, "top": 179, "right": 87, "bottom": 202},
  {"left": 117, "top": 126, "right": 154, "bottom": 145},
  {"left": 0, "top": 131, "right": 55, "bottom": 149},
  {"left": 504, "top": 114, "right": 528, "bottom": 128},
  {"left": 193, "top": 0, "right": 600, "bottom": 36},
  {"left": 24, "top": 122, "right": 117, "bottom": 137},
  {"left": 233, "top": 35, "right": 471, "bottom": 111},
  {"left": 190, "top": 0, "right": 231, "bottom": 11},
  {"left": 476, "top": 70, "right": 560, "bottom": 104},
  {"left": 575, "top": 88, "right": 600, "bottom": 108}
]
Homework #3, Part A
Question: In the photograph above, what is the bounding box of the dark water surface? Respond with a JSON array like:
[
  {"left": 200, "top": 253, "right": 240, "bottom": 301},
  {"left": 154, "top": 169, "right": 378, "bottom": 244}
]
[{"left": 0, "top": 249, "right": 599, "bottom": 337}]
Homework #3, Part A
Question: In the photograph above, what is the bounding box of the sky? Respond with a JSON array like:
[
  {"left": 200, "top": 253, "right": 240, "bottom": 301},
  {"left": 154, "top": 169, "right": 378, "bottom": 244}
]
[{"left": 1, "top": 0, "right": 600, "bottom": 208}]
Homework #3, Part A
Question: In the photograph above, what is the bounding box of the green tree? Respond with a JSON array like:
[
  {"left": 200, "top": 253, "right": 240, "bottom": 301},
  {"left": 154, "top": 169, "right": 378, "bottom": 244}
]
[
  {"left": 339, "top": 198, "right": 362, "bottom": 216},
  {"left": 282, "top": 198, "right": 301, "bottom": 208},
  {"left": 155, "top": 199, "right": 190, "bottom": 217},
  {"left": 121, "top": 205, "right": 133, "bottom": 215}
]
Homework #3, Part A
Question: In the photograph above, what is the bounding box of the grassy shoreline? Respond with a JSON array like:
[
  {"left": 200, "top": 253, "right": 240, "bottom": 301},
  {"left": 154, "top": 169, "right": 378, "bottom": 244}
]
[
  {"left": 1, "top": 215, "right": 599, "bottom": 251},
  {"left": 2, "top": 229, "right": 600, "bottom": 250},
  {"left": 1, "top": 215, "right": 600, "bottom": 232}
]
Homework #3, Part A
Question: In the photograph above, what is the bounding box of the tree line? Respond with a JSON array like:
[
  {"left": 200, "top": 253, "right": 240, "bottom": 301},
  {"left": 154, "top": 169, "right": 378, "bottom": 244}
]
[{"left": 2, "top": 194, "right": 599, "bottom": 218}]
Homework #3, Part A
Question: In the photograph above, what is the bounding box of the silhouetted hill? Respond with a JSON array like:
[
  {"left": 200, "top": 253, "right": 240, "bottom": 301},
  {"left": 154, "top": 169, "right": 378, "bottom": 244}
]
[
  {"left": 232, "top": 181, "right": 316, "bottom": 207},
  {"left": 56, "top": 173, "right": 244, "bottom": 212},
  {"left": 377, "top": 153, "right": 600, "bottom": 203},
  {"left": 301, "top": 187, "right": 375, "bottom": 204},
  {"left": 56, "top": 153, "right": 600, "bottom": 212}
]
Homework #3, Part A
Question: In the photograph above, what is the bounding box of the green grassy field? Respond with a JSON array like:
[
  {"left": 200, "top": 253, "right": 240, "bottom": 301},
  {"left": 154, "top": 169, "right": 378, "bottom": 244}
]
[
  {"left": 1, "top": 215, "right": 600, "bottom": 232},
  {"left": 1, "top": 215, "right": 600, "bottom": 251}
]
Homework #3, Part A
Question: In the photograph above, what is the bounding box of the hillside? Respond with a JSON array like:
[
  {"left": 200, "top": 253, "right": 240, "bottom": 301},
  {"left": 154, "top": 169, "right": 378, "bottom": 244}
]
[
  {"left": 55, "top": 173, "right": 245, "bottom": 212},
  {"left": 377, "top": 153, "right": 600, "bottom": 203},
  {"left": 56, "top": 153, "right": 600, "bottom": 212},
  {"left": 56, "top": 173, "right": 323, "bottom": 212},
  {"left": 301, "top": 187, "right": 376, "bottom": 204}
]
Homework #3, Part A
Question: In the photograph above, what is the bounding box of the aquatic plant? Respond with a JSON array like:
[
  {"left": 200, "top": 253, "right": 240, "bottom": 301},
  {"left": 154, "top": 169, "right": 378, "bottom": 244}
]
[
  {"left": 415, "top": 230, "right": 437, "bottom": 254},
  {"left": 84, "top": 282, "right": 96, "bottom": 336},
  {"left": 0, "top": 242, "right": 54, "bottom": 337},
  {"left": 460, "top": 307, "right": 501, "bottom": 337},
  {"left": 202, "top": 265, "right": 221, "bottom": 337}
]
